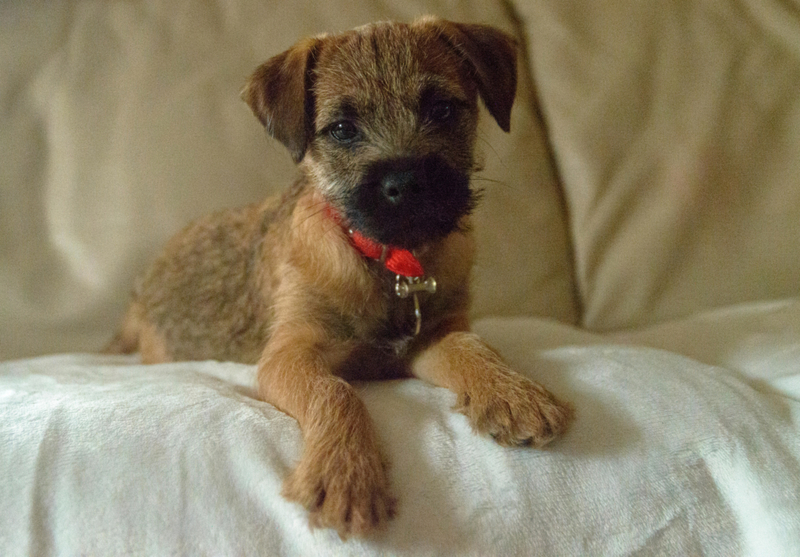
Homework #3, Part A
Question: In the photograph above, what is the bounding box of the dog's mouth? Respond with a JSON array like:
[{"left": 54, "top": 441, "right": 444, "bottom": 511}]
[{"left": 337, "top": 155, "right": 476, "bottom": 250}]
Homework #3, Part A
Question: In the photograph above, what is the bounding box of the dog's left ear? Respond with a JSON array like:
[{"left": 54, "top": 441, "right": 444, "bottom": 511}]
[
  {"left": 421, "top": 18, "right": 518, "bottom": 133},
  {"left": 242, "top": 36, "right": 322, "bottom": 163}
]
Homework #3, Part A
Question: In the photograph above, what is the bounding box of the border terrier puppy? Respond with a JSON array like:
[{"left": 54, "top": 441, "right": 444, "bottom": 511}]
[{"left": 107, "top": 16, "right": 573, "bottom": 537}]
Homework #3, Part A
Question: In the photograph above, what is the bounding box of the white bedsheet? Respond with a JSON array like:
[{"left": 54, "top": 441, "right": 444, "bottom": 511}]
[{"left": 2, "top": 300, "right": 799, "bottom": 556}]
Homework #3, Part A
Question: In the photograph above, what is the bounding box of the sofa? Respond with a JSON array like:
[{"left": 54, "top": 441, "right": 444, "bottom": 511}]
[{"left": 2, "top": 0, "right": 798, "bottom": 555}]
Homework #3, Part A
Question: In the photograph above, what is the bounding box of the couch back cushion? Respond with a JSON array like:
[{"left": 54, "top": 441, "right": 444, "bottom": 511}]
[
  {"left": 0, "top": 0, "right": 577, "bottom": 359},
  {"left": 519, "top": 0, "right": 800, "bottom": 330}
]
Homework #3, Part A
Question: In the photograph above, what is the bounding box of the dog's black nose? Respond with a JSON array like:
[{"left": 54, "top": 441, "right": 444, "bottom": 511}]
[{"left": 380, "top": 170, "right": 416, "bottom": 205}]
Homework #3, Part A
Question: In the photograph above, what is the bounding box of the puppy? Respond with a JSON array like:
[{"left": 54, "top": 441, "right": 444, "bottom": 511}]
[{"left": 107, "top": 17, "right": 573, "bottom": 537}]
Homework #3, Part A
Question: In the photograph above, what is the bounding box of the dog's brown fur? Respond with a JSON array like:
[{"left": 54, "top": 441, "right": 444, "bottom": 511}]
[{"left": 107, "top": 17, "right": 573, "bottom": 538}]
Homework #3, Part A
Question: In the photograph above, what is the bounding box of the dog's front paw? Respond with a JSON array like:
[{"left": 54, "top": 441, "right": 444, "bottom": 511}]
[
  {"left": 282, "top": 435, "right": 396, "bottom": 538},
  {"left": 456, "top": 370, "right": 573, "bottom": 448}
]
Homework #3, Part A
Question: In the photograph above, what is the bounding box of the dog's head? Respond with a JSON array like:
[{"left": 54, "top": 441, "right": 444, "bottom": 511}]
[{"left": 243, "top": 17, "right": 517, "bottom": 250}]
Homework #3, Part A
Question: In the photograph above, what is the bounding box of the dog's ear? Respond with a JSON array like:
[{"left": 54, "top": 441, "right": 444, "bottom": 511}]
[
  {"left": 242, "top": 37, "right": 322, "bottom": 163},
  {"left": 422, "top": 18, "right": 518, "bottom": 133}
]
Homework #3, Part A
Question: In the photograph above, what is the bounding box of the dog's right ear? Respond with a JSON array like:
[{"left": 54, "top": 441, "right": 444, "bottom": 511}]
[{"left": 241, "top": 37, "right": 322, "bottom": 163}]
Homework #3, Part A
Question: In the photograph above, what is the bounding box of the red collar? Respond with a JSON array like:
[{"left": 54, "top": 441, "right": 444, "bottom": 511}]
[{"left": 324, "top": 205, "right": 425, "bottom": 278}]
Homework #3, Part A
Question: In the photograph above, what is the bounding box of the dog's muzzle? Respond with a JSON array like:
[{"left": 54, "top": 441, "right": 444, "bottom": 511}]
[{"left": 343, "top": 155, "right": 474, "bottom": 250}]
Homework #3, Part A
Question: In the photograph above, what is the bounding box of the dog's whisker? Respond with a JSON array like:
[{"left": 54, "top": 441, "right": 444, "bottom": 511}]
[
  {"left": 471, "top": 179, "right": 514, "bottom": 194},
  {"left": 292, "top": 202, "right": 331, "bottom": 229},
  {"left": 471, "top": 175, "right": 508, "bottom": 187},
  {"left": 476, "top": 133, "right": 509, "bottom": 169}
]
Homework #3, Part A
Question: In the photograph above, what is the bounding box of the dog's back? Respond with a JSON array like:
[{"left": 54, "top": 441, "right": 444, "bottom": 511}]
[{"left": 106, "top": 197, "right": 282, "bottom": 363}]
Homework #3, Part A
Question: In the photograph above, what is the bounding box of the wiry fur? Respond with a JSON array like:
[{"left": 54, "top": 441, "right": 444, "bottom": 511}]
[{"left": 107, "top": 17, "right": 573, "bottom": 538}]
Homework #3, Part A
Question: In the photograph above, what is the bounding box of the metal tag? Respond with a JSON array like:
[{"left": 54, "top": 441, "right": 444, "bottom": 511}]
[{"left": 395, "top": 275, "right": 437, "bottom": 335}]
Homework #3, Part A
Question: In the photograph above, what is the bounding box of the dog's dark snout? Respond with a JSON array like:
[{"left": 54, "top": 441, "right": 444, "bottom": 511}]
[
  {"left": 381, "top": 169, "right": 416, "bottom": 205},
  {"left": 352, "top": 154, "right": 472, "bottom": 248}
]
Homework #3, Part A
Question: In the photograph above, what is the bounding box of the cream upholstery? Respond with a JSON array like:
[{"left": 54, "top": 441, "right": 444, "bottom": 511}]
[{"left": 519, "top": 0, "right": 800, "bottom": 329}]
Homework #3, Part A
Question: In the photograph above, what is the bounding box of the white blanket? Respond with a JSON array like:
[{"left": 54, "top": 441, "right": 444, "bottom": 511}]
[{"left": 2, "top": 300, "right": 799, "bottom": 556}]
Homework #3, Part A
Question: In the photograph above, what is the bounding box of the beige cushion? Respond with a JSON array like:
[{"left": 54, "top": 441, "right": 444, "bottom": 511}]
[
  {"left": 0, "top": 0, "right": 576, "bottom": 359},
  {"left": 519, "top": 0, "right": 800, "bottom": 330}
]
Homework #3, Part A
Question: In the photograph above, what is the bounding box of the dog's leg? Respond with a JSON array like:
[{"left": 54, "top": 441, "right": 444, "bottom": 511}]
[
  {"left": 258, "top": 324, "right": 395, "bottom": 537},
  {"left": 412, "top": 325, "right": 573, "bottom": 447}
]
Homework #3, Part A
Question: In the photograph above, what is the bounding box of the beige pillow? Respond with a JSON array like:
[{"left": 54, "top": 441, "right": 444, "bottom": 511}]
[
  {"left": 0, "top": 0, "right": 576, "bottom": 359},
  {"left": 519, "top": 0, "right": 800, "bottom": 330}
]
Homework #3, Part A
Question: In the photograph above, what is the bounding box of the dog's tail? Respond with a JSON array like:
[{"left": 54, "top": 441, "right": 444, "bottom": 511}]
[{"left": 102, "top": 302, "right": 142, "bottom": 355}]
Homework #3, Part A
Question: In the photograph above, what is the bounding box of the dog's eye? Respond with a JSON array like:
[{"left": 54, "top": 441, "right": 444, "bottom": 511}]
[
  {"left": 330, "top": 121, "right": 359, "bottom": 143},
  {"left": 428, "top": 101, "right": 453, "bottom": 123}
]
